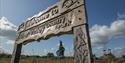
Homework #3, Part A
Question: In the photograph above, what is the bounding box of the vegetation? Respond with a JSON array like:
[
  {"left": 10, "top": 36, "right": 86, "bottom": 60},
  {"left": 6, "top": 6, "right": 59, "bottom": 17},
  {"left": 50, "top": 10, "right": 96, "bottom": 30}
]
[
  {"left": 0, "top": 53, "right": 74, "bottom": 63},
  {"left": 0, "top": 53, "right": 125, "bottom": 63}
]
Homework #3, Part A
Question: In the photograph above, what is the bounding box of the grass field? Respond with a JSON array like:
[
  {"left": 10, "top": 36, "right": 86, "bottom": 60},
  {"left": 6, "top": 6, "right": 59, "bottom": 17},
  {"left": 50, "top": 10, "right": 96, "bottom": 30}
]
[
  {"left": 0, "top": 54, "right": 125, "bottom": 63},
  {"left": 0, "top": 54, "right": 74, "bottom": 63},
  {"left": 20, "top": 57, "right": 74, "bottom": 63}
]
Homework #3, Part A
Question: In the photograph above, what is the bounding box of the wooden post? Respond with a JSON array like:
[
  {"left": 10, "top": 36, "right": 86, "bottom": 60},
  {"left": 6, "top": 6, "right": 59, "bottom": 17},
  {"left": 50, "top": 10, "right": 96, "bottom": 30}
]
[
  {"left": 11, "top": 43, "right": 22, "bottom": 63},
  {"left": 73, "top": 24, "right": 93, "bottom": 63},
  {"left": 72, "top": 0, "right": 93, "bottom": 63}
]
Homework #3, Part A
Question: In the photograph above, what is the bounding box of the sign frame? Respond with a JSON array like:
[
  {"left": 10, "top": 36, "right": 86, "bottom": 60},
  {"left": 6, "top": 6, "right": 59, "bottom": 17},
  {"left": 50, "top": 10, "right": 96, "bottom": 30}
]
[{"left": 11, "top": 0, "right": 93, "bottom": 63}]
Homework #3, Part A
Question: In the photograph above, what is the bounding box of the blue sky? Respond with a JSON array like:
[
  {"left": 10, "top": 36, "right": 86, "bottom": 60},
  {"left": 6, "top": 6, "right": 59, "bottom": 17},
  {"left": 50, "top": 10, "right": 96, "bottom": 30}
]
[{"left": 0, "top": 0, "right": 125, "bottom": 57}]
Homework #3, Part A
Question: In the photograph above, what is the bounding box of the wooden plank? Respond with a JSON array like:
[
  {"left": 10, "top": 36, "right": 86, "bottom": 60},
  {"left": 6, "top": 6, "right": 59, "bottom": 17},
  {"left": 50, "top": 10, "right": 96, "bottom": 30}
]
[
  {"left": 73, "top": 24, "right": 92, "bottom": 63},
  {"left": 11, "top": 43, "right": 22, "bottom": 63},
  {"left": 17, "top": 0, "right": 84, "bottom": 32},
  {"left": 16, "top": 5, "right": 86, "bottom": 44}
]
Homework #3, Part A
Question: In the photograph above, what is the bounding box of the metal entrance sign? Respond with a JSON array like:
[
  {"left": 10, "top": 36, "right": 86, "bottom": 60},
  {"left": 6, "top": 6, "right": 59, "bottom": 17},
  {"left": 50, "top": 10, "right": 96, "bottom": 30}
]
[{"left": 11, "top": 0, "right": 93, "bottom": 63}]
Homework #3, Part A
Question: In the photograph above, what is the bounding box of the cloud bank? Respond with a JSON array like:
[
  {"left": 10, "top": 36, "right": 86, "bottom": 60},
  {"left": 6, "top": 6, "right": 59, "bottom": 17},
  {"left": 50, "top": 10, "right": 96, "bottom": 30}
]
[
  {"left": 0, "top": 17, "right": 17, "bottom": 53},
  {"left": 0, "top": 17, "right": 17, "bottom": 41},
  {"left": 113, "top": 46, "right": 125, "bottom": 57},
  {"left": 90, "top": 14, "right": 125, "bottom": 57},
  {"left": 90, "top": 19, "right": 125, "bottom": 47}
]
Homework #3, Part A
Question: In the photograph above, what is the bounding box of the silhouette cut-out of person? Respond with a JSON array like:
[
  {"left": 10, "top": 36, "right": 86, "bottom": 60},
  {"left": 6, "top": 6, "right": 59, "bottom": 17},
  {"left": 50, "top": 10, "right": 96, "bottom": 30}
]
[{"left": 56, "top": 40, "right": 65, "bottom": 58}]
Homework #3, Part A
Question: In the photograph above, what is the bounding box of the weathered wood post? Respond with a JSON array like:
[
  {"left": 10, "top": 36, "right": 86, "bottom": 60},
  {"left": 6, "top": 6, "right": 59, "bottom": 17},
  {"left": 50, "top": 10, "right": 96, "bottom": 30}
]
[
  {"left": 11, "top": 43, "right": 22, "bottom": 63},
  {"left": 73, "top": 24, "right": 93, "bottom": 63},
  {"left": 73, "top": 0, "right": 93, "bottom": 63}
]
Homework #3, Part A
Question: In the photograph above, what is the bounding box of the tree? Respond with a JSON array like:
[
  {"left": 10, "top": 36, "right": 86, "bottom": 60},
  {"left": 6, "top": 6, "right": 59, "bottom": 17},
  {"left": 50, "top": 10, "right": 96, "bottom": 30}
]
[{"left": 47, "top": 53, "right": 54, "bottom": 58}]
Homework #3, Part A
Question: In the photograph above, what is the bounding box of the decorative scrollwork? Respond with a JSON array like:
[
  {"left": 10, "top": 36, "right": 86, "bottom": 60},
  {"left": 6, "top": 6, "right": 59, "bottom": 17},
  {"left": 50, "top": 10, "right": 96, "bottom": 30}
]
[
  {"left": 74, "top": 26, "right": 88, "bottom": 63},
  {"left": 62, "top": 0, "right": 79, "bottom": 8}
]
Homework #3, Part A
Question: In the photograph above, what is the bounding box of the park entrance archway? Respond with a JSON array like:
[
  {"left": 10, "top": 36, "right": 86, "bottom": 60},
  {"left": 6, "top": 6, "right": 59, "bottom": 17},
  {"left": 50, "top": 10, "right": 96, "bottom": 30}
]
[{"left": 11, "top": 0, "right": 93, "bottom": 63}]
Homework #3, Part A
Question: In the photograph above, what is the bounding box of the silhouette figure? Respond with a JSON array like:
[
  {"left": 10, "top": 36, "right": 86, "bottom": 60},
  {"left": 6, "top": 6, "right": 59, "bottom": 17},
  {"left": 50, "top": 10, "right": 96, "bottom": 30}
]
[{"left": 56, "top": 40, "right": 65, "bottom": 58}]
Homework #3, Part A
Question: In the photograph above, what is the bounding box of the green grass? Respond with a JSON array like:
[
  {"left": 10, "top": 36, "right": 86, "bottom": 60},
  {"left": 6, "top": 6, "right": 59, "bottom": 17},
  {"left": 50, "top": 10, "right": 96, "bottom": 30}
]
[
  {"left": 0, "top": 54, "right": 125, "bottom": 63},
  {"left": 0, "top": 55, "right": 74, "bottom": 63},
  {"left": 20, "top": 57, "right": 74, "bottom": 63}
]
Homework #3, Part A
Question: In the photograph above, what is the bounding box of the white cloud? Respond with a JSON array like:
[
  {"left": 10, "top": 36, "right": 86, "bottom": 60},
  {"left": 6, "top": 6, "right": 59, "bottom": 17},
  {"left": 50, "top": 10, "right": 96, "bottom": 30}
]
[
  {"left": 90, "top": 19, "right": 125, "bottom": 47},
  {"left": 90, "top": 25, "right": 110, "bottom": 46},
  {"left": 0, "top": 17, "right": 17, "bottom": 54},
  {"left": 0, "top": 36, "right": 14, "bottom": 54},
  {"left": 111, "top": 20, "right": 125, "bottom": 36},
  {"left": 90, "top": 14, "right": 125, "bottom": 57},
  {"left": 0, "top": 17, "right": 17, "bottom": 40},
  {"left": 117, "top": 13, "right": 125, "bottom": 20},
  {"left": 113, "top": 47, "right": 125, "bottom": 57},
  {"left": 6, "top": 40, "right": 15, "bottom": 45}
]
